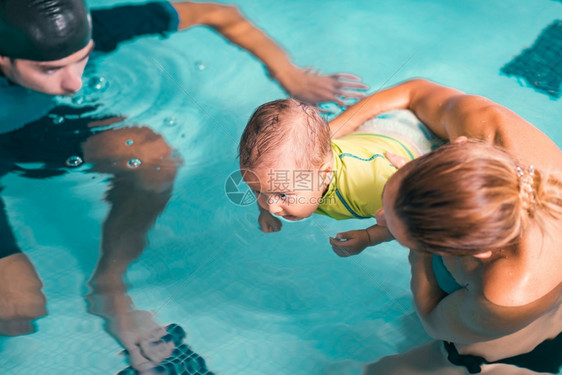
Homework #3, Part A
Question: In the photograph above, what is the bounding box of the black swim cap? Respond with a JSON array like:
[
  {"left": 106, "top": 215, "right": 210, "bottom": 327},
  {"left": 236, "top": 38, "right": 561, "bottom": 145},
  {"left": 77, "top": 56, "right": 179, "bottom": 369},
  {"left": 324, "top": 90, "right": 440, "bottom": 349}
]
[{"left": 0, "top": 0, "right": 91, "bottom": 61}]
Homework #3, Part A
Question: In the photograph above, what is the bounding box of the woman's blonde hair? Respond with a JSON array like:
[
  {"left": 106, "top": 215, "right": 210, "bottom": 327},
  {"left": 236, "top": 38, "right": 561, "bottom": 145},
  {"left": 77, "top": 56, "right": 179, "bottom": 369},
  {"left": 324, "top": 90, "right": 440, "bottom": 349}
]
[{"left": 393, "top": 139, "right": 562, "bottom": 255}]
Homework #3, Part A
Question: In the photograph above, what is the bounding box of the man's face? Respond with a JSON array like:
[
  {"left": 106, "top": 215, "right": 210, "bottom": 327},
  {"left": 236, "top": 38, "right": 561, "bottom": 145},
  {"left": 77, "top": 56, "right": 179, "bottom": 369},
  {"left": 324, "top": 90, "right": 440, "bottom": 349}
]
[{"left": 0, "top": 40, "right": 94, "bottom": 95}]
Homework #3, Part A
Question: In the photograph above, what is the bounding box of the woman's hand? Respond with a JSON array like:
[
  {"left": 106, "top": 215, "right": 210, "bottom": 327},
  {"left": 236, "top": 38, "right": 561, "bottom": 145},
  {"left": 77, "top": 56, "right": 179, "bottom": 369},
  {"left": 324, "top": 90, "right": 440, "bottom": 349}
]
[{"left": 386, "top": 151, "right": 409, "bottom": 169}]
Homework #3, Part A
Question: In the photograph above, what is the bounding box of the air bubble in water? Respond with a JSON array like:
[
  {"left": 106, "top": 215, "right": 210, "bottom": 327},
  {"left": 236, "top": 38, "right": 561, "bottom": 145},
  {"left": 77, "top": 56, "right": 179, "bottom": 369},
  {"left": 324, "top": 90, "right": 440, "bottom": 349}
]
[
  {"left": 128, "top": 158, "right": 142, "bottom": 168},
  {"left": 195, "top": 61, "right": 207, "bottom": 70},
  {"left": 66, "top": 155, "right": 83, "bottom": 167},
  {"left": 72, "top": 96, "right": 84, "bottom": 105},
  {"left": 88, "top": 76, "right": 108, "bottom": 91},
  {"left": 52, "top": 115, "right": 65, "bottom": 125},
  {"left": 163, "top": 117, "right": 177, "bottom": 127}
]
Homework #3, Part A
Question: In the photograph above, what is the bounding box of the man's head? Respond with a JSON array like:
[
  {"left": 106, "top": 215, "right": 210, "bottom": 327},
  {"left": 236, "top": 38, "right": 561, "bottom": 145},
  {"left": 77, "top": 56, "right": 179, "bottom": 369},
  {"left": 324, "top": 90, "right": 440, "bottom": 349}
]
[
  {"left": 239, "top": 99, "right": 333, "bottom": 221},
  {"left": 0, "top": 0, "right": 92, "bottom": 95}
]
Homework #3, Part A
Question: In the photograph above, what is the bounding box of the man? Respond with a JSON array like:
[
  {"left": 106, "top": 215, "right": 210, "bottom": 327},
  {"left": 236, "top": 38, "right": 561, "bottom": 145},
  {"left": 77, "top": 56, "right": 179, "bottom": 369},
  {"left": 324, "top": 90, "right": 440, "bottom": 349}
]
[
  {"left": 0, "top": 0, "right": 366, "bottom": 103},
  {"left": 0, "top": 0, "right": 367, "bottom": 371}
]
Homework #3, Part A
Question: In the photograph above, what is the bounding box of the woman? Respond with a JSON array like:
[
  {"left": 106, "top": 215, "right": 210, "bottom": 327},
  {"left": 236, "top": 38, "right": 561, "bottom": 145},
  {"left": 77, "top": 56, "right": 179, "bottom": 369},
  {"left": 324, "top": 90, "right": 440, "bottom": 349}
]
[{"left": 332, "top": 79, "right": 562, "bottom": 374}]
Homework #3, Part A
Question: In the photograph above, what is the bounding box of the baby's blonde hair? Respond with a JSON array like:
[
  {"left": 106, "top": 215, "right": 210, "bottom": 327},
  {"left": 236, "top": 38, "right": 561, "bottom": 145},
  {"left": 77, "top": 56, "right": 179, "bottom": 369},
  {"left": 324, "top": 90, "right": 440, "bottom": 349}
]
[{"left": 238, "top": 99, "right": 332, "bottom": 170}]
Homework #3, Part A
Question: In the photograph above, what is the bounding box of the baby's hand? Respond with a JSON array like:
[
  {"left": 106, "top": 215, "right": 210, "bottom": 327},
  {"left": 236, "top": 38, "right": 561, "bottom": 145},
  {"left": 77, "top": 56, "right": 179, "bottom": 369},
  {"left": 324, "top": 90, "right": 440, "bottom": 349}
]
[
  {"left": 258, "top": 210, "right": 282, "bottom": 233},
  {"left": 329, "top": 230, "right": 370, "bottom": 257}
]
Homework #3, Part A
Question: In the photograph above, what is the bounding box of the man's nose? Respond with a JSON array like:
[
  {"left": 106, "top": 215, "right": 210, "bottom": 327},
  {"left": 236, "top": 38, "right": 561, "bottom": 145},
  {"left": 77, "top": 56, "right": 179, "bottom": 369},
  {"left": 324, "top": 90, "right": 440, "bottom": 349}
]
[{"left": 60, "top": 66, "right": 84, "bottom": 93}]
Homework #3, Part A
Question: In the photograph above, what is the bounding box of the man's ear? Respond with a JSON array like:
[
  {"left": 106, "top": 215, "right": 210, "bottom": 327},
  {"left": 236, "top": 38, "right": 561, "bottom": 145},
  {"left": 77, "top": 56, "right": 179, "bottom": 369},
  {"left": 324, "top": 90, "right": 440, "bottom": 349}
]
[{"left": 473, "top": 250, "right": 492, "bottom": 259}]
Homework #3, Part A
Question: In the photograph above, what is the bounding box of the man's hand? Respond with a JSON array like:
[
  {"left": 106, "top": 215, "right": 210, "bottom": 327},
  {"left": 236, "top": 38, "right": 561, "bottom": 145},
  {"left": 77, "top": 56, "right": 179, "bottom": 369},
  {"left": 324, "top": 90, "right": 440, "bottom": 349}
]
[
  {"left": 258, "top": 209, "right": 282, "bottom": 233},
  {"left": 280, "top": 68, "right": 368, "bottom": 107},
  {"left": 172, "top": 2, "right": 369, "bottom": 108}
]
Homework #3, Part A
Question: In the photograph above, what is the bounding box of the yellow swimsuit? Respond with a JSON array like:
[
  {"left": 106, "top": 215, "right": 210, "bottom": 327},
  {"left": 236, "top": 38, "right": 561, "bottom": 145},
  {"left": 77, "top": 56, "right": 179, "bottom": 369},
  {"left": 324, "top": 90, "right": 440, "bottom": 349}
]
[{"left": 316, "top": 132, "right": 418, "bottom": 220}]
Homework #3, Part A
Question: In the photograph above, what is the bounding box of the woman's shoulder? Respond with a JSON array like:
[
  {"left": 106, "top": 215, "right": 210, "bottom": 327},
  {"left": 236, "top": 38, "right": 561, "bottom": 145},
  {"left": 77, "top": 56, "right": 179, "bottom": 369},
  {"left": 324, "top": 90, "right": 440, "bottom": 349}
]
[
  {"left": 482, "top": 226, "right": 562, "bottom": 307},
  {"left": 444, "top": 96, "right": 561, "bottom": 169}
]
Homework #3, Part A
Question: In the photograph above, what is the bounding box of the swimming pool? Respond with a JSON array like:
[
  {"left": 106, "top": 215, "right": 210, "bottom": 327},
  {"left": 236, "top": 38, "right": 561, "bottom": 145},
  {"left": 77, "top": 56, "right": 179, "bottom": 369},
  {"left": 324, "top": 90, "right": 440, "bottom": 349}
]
[{"left": 1, "top": 0, "right": 561, "bottom": 374}]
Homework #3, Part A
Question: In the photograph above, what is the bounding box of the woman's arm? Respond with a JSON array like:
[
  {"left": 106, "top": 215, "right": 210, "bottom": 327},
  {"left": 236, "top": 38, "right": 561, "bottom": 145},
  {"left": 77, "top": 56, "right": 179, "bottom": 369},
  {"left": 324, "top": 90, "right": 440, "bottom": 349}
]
[
  {"left": 329, "top": 78, "right": 562, "bottom": 166},
  {"left": 409, "top": 250, "right": 561, "bottom": 344},
  {"left": 328, "top": 78, "right": 501, "bottom": 141},
  {"left": 328, "top": 79, "right": 425, "bottom": 138},
  {"left": 171, "top": 2, "right": 367, "bottom": 106},
  {"left": 408, "top": 251, "right": 448, "bottom": 320},
  {"left": 408, "top": 249, "right": 500, "bottom": 343}
]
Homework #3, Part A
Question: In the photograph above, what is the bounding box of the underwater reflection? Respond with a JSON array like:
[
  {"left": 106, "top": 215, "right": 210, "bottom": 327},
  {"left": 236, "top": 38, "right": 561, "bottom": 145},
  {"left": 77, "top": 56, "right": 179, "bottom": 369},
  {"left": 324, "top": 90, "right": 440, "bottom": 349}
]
[{"left": 0, "top": 104, "right": 183, "bottom": 371}]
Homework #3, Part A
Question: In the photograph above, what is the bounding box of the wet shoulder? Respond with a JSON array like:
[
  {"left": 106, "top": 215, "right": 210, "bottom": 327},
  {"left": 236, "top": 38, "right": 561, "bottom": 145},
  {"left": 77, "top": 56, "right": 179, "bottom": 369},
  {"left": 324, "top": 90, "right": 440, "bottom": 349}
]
[{"left": 482, "top": 226, "right": 562, "bottom": 308}]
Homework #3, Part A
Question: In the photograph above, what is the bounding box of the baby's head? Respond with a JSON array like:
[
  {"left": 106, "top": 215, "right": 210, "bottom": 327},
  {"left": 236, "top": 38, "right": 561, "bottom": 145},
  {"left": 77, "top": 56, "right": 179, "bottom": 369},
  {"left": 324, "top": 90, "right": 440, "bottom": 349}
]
[
  {"left": 238, "top": 99, "right": 333, "bottom": 221},
  {"left": 239, "top": 98, "right": 331, "bottom": 171}
]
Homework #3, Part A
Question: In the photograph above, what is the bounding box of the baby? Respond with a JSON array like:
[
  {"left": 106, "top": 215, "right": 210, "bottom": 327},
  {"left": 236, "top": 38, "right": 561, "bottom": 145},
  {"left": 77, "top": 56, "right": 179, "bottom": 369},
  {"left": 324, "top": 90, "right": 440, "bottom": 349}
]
[{"left": 238, "top": 98, "right": 442, "bottom": 256}]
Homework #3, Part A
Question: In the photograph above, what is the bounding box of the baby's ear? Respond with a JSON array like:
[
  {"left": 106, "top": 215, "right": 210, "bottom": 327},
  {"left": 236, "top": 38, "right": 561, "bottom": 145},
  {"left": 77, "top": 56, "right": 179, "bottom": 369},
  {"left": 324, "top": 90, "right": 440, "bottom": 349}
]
[
  {"left": 318, "top": 158, "right": 333, "bottom": 175},
  {"left": 316, "top": 165, "right": 333, "bottom": 189},
  {"left": 319, "top": 167, "right": 333, "bottom": 182}
]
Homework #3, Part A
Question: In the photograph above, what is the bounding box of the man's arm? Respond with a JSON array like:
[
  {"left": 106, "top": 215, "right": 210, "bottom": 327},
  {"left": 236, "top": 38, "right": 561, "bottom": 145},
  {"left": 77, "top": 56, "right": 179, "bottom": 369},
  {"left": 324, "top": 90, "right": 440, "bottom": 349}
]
[{"left": 171, "top": 2, "right": 367, "bottom": 106}]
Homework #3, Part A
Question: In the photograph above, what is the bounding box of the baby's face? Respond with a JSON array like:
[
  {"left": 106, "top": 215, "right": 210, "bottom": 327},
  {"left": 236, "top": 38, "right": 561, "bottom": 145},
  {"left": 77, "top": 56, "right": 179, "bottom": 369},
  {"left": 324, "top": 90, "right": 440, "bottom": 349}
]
[{"left": 245, "top": 161, "right": 332, "bottom": 221}]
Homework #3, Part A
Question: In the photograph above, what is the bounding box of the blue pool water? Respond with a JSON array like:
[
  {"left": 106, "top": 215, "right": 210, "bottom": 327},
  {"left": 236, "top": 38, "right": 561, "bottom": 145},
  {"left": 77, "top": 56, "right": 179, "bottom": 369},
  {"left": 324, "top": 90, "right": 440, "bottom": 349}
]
[{"left": 1, "top": 0, "right": 561, "bottom": 374}]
